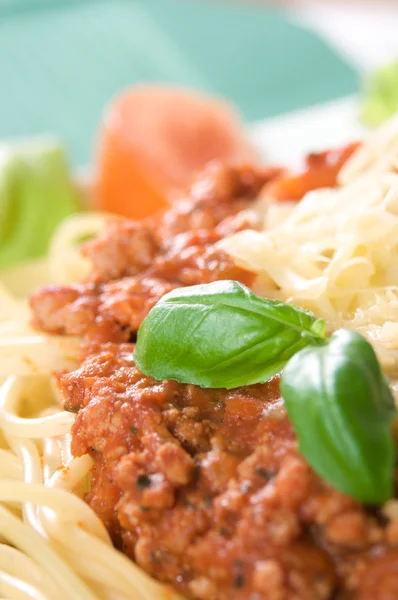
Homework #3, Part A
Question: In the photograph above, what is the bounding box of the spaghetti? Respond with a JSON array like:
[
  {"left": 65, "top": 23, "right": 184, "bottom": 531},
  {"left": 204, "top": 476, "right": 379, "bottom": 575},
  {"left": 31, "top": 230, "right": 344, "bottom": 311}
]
[{"left": 1, "top": 116, "right": 398, "bottom": 599}]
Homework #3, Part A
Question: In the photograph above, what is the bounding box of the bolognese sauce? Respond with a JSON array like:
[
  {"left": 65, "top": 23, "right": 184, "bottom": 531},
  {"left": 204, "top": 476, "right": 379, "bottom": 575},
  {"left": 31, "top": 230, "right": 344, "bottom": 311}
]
[
  {"left": 30, "top": 158, "right": 398, "bottom": 599},
  {"left": 31, "top": 163, "right": 270, "bottom": 347}
]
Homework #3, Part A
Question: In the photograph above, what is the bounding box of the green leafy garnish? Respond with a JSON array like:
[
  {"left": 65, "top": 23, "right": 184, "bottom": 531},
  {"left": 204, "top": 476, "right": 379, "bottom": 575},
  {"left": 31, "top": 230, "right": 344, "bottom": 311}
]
[
  {"left": 361, "top": 60, "right": 398, "bottom": 127},
  {"left": 0, "top": 139, "right": 81, "bottom": 269},
  {"left": 281, "top": 329, "right": 396, "bottom": 503},
  {"left": 134, "top": 280, "right": 396, "bottom": 504},
  {"left": 134, "top": 280, "right": 326, "bottom": 389}
]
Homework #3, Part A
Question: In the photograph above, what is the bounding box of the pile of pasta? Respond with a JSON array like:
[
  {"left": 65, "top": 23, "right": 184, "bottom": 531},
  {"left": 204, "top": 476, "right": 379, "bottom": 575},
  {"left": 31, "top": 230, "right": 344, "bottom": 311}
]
[{"left": 220, "top": 113, "right": 398, "bottom": 373}]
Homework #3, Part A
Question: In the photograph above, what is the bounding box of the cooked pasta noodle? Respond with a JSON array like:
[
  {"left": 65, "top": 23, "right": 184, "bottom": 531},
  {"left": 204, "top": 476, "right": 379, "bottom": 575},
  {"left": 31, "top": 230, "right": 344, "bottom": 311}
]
[
  {"left": 0, "top": 371, "right": 183, "bottom": 600},
  {"left": 48, "top": 211, "right": 116, "bottom": 285}
]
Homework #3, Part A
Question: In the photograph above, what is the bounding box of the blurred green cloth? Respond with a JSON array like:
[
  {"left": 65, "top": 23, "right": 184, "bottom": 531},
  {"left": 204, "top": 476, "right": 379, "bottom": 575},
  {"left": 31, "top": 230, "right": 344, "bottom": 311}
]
[{"left": 0, "top": 0, "right": 357, "bottom": 165}]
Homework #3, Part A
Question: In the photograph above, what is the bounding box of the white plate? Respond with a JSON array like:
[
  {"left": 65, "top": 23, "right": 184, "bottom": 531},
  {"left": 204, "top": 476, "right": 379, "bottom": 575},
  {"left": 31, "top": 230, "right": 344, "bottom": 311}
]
[{"left": 249, "top": 95, "right": 365, "bottom": 169}]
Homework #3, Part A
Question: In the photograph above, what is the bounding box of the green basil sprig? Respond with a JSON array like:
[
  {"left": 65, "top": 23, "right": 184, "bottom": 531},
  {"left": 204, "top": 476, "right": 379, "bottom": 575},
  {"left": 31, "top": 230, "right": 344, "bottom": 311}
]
[
  {"left": 281, "top": 329, "right": 396, "bottom": 503},
  {"left": 134, "top": 280, "right": 396, "bottom": 504},
  {"left": 134, "top": 280, "right": 326, "bottom": 389}
]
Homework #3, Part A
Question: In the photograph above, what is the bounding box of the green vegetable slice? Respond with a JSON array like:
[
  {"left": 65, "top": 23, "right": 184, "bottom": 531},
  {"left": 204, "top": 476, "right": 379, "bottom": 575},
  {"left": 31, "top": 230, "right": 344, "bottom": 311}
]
[
  {"left": 0, "top": 139, "right": 82, "bottom": 269},
  {"left": 361, "top": 60, "right": 398, "bottom": 127}
]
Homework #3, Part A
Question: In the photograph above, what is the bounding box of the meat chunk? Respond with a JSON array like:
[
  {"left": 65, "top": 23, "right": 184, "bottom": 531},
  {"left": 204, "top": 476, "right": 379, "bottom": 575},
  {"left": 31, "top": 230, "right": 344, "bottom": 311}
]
[
  {"left": 359, "top": 550, "right": 398, "bottom": 600},
  {"left": 30, "top": 277, "right": 176, "bottom": 344},
  {"left": 97, "top": 277, "right": 177, "bottom": 332},
  {"left": 82, "top": 220, "right": 158, "bottom": 282},
  {"left": 149, "top": 230, "right": 254, "bottom": 286},
  {"left": 60, "top": 346, "right": 398, "bottom": 600},
  {"left": 30, "top": 285, "right": 86, "bottom": 334},
  {"left": 155, "top": 162, "right": 274, "bottom": 244}
]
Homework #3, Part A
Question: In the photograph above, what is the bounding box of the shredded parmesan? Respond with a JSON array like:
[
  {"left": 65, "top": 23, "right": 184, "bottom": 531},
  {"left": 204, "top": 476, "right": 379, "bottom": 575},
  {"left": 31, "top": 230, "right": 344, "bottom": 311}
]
[{"left": 218, "top": 113, "right": 398, "bottom": 371}]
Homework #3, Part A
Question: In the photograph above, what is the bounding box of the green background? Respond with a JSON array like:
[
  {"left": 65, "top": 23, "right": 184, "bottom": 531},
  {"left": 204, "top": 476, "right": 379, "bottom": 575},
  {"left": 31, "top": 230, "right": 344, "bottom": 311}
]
[{"left": 0, "top": 0, "right": 358, "bottom": 165}]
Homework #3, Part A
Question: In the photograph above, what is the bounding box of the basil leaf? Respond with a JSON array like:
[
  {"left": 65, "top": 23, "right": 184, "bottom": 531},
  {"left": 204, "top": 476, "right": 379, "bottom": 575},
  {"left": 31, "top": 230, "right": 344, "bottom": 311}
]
[
  {"left": 281, "top": 329, "right": 396, "bottom": 504},
  {"left": 134, "top": 280, "right": 325, "bottom": 389}
]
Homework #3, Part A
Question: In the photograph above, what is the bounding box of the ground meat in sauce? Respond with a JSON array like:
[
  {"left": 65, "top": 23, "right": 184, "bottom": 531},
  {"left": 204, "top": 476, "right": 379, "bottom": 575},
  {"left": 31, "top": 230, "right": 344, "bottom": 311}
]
[
  {"left": 60, "top": 345, "right": 398, "bottom": 600},
  {"left": 30, "top": 277, "right": 178, "bottom": 344},
  {"left": 30, "top": 163, "right": 271, "bottom": 345},
  {"left": 31, "top": 158, "right": 398, "bottom": 599}
]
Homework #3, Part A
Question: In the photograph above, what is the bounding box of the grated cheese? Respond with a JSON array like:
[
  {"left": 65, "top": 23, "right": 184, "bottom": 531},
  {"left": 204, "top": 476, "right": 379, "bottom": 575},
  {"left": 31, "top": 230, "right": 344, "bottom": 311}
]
[{"left": 218, "top": 113, "right": 398, "bottom": 371}]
